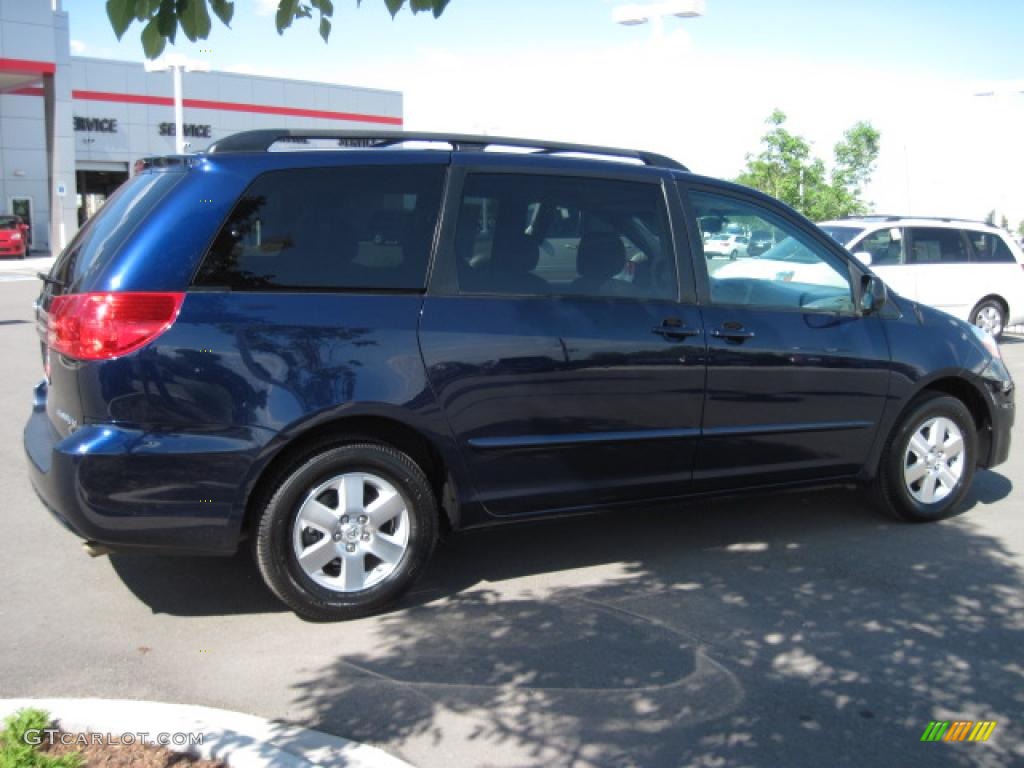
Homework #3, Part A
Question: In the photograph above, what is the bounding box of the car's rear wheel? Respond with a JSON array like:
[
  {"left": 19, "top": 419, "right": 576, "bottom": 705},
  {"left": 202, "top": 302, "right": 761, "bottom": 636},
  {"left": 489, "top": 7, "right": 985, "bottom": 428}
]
[
  {"left": 253, "top": 442, "right": 438, "bottom": 620},
  {"left": 873, "top": 393, "right": 976, "bottom": 522},
  {"left": 971, "top": 299, "right": 1006, "bottom": 340},
  {"left": 729, "top": 250, "right": 738, "bottom": 260}
]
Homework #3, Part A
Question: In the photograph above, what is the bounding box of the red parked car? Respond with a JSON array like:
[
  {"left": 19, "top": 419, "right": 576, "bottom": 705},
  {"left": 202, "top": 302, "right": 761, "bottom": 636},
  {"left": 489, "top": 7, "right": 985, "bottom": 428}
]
[{"left": 0, "top": 215, "right": 28, "bottom": 258}]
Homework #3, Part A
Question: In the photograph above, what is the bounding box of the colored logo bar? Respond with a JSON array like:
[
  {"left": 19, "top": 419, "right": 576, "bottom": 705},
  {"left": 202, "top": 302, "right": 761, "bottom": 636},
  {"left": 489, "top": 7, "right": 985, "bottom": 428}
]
[{"left": 921, "top": 721, "right": 997, "bottom": 742}]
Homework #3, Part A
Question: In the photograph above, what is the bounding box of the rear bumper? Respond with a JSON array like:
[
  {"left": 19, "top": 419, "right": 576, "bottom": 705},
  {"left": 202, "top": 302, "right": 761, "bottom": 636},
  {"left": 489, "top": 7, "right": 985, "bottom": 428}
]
[{"left": 24, "top": 380, "right": 271, "bottom": 555}]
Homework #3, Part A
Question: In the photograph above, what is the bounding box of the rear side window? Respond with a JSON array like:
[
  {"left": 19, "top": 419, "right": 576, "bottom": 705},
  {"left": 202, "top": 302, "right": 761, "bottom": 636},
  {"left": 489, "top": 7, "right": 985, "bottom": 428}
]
[
  {"left": 453, "top": 173, "right": 677, "bottom": 300},
  {"left": 908, "top": 227, "right": 968, "bottom": 264},
  {"left": 50, "top": 172, "right": 183, "bottom": 294},
  {"left": 967, "top": 231, "right": 1016, "bottom": 263},
  {"left": 195, "top": 165, "right": 445, "bottom": 291}
]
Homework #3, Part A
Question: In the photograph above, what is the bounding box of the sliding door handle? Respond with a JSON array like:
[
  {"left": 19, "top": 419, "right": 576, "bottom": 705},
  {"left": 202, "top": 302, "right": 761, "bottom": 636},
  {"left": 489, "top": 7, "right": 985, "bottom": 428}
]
[
  {"left": 653, "top": 318, "right": 700, "bottom": 340},
  {"left": 710, "top": 327, "right": 755, "bottom": 342}
]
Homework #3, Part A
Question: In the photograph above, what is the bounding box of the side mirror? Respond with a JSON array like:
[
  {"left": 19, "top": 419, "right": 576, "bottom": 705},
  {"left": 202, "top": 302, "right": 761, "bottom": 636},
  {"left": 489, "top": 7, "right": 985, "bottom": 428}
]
[
  {"left": 853, "top": 251, "right": 873, "bottom": 267},
  {"left": 860, "top": 275, "right": 887, "bottom": 315}
]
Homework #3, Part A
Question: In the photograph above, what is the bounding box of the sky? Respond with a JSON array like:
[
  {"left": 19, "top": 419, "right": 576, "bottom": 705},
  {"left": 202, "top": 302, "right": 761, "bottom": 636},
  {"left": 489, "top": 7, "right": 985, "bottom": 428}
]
[{"left": 67, "top": 0, "right": 1024, "bottom": 226}]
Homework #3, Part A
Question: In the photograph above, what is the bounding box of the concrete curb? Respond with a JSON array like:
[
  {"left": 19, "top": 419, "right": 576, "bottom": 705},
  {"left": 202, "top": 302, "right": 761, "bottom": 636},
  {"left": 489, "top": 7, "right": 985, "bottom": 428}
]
[{"left": 0, "top": 698, "right": 414, "bottom": 768}]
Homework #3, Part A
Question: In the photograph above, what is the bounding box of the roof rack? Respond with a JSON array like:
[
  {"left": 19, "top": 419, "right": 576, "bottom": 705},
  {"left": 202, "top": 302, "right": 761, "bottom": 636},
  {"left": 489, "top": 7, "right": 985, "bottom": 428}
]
[
  {"left": 205, "top": 129, "right": 689, "bottom": 172},
  {"left": 841, "top": 214, "right": 991, "bottom": 226}
]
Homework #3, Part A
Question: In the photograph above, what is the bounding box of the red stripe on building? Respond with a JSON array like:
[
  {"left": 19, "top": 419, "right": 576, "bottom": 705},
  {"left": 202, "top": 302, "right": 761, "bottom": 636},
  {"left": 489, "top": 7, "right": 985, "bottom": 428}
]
[
  {"left": 72, "top": 89, "right": 403, "bottom": 125},
  {"left": 7, "top": 86, "right": 402, "bottom": 126},
  {"left": 0, "top": 57, "right": 56, "bottom": 74}
]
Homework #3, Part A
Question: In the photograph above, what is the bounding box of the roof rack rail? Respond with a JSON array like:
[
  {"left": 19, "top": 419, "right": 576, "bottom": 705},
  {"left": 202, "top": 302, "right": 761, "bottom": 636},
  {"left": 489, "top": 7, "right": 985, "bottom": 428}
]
[
  {"left": 205, "top": 129, "right": 689, "bottom": 172},
  {"left": 841, "top": 214, "right": 991, "bottom": 225}
]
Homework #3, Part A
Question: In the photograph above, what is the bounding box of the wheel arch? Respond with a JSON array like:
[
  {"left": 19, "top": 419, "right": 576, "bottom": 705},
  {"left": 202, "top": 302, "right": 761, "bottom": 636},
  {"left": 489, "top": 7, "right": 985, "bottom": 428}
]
[
  {"left": 240, "top": 412, "right": 460, "bottom": 541},
  {"left": 971, "top": 294, "right": 1009, "bottom": 318},
  {"left": 870, "top": 374, "right": 994, "bottom": 480}
]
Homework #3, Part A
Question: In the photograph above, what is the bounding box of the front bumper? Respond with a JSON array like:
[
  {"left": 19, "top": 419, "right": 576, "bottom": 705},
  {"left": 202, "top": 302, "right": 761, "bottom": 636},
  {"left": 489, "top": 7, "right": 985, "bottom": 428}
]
[
  {"left": 24, "top": 380, "right": 271, "bottom": 555},
  {"left": 980, "top": 378, "right": 1014, "bottom": 469}
]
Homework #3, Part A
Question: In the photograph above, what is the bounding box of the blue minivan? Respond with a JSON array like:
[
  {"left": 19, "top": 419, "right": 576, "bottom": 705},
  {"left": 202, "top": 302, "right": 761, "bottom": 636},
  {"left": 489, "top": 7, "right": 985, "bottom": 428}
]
[{"left": 25, "top": 131, "right": 1014, "bottom": 620}]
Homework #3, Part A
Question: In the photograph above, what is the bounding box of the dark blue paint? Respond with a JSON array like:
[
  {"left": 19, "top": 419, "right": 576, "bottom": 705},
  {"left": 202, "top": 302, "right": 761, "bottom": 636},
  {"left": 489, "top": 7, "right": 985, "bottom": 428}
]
[{"left": 24, "top": 149, "right": 1014, "bottom": 556}]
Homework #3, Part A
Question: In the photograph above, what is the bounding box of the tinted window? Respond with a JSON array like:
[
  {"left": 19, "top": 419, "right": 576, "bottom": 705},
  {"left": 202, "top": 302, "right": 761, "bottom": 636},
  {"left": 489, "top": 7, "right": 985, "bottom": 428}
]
[
  {"left": 195, "top": 165, "right": 444, "bottom": 290},
  {"left": 858, "top": 227, "right": 905, "bottom": 266},
  {"left": 819, "top": 225, "right": 863, "bottom": 246},
  {"left": 50, "top": 172, "right": 183, "bottom": 294},
  {"left": 908, "top": 227, "right": 968, "bottom": 264},
  {"left": 0, "top": 216, "right": 19, "bottom": 228},
  {"left": 967, "top": 230, "right": 1015, "bottom": 263},
  {"left": 691, "top": 191, "right": 854, "bottom": 313},
  {"left": 454, "top": 174, "right": 676, "bottom": 300}
]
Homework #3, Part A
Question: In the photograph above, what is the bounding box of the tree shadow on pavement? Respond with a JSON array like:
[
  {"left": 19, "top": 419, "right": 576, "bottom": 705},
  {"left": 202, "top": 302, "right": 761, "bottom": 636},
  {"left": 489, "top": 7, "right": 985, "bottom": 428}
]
[{"left": 277, "top": 474, "right": 1022, "bottom": 768}]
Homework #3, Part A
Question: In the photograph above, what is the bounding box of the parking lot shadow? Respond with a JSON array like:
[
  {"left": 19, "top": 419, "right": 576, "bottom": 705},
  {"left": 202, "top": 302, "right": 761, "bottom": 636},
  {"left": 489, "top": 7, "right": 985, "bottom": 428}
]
[
  {"left": 279, "top": 472, "right": 1021, "bottom": 767},
  {"left": 109, "top": 548, "right": 287, "bottom": 616}
]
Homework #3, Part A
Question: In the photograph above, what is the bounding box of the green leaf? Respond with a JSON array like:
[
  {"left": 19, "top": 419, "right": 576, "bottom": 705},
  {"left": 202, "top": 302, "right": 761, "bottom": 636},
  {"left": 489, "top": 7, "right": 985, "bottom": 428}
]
[
  {"left": 276, "top": 0, "right": 300, "bottom": 33},
  {"left": 141, "top": 16, "right": 167, "bottom": 57},
  {"left": 311, "top": 0, "right": 333, "bottom": 13},
  {"left": 209, "top": 0, "right": 234, "bottom": 25},
  {"left": 319, "top": 15, "right": 331, "bottom": 41},
  {"left": 157, "top": 0, "right": 178, "bottom": 39},
  {"left": 384, "top": 0, "right": 403, "bottom": 17},
  {"left": 106, "top": 0, "right": 136, "bottom": 39},
  {"left": 178, "top": 0, "right": 212, "bottom": 41}
]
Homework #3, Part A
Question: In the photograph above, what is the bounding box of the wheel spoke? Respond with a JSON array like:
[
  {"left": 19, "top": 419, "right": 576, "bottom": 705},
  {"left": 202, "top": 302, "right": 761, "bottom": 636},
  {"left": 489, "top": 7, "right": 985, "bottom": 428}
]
[
  {"left": 937, "top": 466, "right": 959, "bottom": 491},
  {"left": 919, "top": 472, "right": 939, "bottom": 503},
  {"left": 905, "top": 461, "right": 929, "bottom": 485},
  {"left": 927, "top": 421, "right": 942, "bottom": 449},
  {"left": 944, "top": 434, "right": 964, "bottom": 460},
  {"left": 367, "top": 532, "right": 405, "bottom": 564},
  {"left": 909, "top": 433, "right": 930, "bottom": 458},
  {"left": 365, "top": 489, "right": 405, "bottom": 527},
  {"left": 342, "top": 553, "right": 366, "bottom": 591},
  {"left": 338, "top": 474, "right": 364, "bottom": 517},
  {"left": 299, "top": 499, "right": 338, "bottom": 532},
  {"left": 298, "top": 537, "right": 338, "bottom": 573}
]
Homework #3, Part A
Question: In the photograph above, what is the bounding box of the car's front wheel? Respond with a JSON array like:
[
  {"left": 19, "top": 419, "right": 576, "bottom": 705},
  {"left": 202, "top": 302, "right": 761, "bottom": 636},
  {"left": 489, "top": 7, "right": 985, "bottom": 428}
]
[
  {"left": 971, "top": 299, "right": 1006, "bottom": 340},
  {"left": 873, "top": 394, "right": 976, "bottom": 522},
  {"left": 254, "top": 442, "right": 438, "bottom": 620}
]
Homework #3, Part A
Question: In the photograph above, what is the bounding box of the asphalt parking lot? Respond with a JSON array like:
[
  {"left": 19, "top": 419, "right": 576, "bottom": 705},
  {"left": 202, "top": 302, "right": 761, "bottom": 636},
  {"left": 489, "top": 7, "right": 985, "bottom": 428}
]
[{"left": 1, "top": 274, "right": 1022, "bottom": 768}]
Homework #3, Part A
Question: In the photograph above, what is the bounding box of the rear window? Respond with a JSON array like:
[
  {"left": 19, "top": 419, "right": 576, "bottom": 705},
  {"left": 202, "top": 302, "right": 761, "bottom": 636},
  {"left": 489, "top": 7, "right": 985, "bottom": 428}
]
[
  {"left": 194, "top": 165, "right": 445, "bottom": 291},
  {"left": 50, "top": 172, "right": 183, "bottom": 293}
]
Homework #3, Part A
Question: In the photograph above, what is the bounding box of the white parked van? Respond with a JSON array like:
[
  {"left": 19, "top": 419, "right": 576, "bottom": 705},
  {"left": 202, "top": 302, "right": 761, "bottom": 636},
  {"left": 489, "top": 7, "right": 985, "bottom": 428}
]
[{"left": 819, "top": 217, "right": 1024, "bottom": 339}]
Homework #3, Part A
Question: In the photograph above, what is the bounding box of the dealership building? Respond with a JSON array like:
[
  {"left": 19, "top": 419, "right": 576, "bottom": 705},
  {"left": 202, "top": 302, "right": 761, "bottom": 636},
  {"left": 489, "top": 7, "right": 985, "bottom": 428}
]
[{"left": 0, "top": 0, "right": 403, "bottom": 253}]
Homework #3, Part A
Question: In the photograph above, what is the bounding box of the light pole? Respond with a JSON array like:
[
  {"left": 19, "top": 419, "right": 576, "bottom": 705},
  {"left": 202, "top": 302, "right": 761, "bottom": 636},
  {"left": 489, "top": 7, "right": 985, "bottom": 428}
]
[
  {"left": 613, "top": 0, "right": 705, "bottom": 40},
  {"left": 144, "top": 54, "right": 210, "bottom": 155}
]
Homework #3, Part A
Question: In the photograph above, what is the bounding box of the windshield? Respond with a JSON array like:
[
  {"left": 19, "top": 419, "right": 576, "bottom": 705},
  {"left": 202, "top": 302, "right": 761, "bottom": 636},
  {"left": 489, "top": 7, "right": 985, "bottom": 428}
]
[
  {"left": 819, "top": 225, "right": 864, "bottom": 247},
  {"left": 0, "top": 216, "right": 18, "bottom": 229}
]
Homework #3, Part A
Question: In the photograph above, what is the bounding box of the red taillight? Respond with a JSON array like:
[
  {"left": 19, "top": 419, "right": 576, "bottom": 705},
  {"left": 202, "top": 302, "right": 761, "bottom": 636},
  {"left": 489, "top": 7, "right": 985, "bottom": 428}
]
[{"left": 47, "top": 292, "right": 184, "bottom": 360}]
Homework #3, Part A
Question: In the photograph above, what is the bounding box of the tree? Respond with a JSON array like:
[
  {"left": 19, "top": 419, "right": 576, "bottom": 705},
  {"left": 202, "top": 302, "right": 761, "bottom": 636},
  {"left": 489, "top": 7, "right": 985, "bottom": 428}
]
[
  {"left": 1018, "top": 220, "right": 1024, "bottom": 238},
  {"left": 736, "top": 110, "right": 880, "bottom": 221},
  {"left": 105, "top": 0, "right": 452, "bottom": 59}
]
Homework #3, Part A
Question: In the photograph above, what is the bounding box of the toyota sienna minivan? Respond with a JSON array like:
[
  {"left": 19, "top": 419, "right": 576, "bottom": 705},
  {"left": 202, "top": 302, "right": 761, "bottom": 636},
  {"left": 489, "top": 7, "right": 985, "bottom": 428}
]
[{"left": 24, "top": 130, "right": 1015, "bottom": 620}]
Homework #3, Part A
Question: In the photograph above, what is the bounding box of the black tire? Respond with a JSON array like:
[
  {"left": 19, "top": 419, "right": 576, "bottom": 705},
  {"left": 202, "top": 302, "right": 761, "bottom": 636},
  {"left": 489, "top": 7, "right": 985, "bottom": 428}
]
[
  {"left": 253, "top": 441, "right": 438, "bottom": 620},
  {"left": 873, "top": 394, "right": 977, "bottom": 522},
  {"left": 730, "top": 250, "right": 738, "bottom": 260},
  {"left": 970, "top": 299, "right": 1006, "bottom": 340}
]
